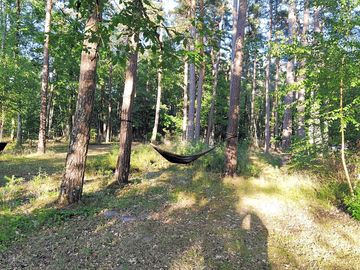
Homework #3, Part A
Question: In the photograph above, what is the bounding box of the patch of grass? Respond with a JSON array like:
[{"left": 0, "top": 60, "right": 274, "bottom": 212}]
[{"left": 256, "top": 152, "right": 282, "bottom": 168}]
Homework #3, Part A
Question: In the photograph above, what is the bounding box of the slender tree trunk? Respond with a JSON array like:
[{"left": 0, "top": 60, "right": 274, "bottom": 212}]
[
  {"left": 281, "top": 0, "right": 296, "bottom": 150},
  {"left": 46, "top": 84, "right": 54, "bottom": 136},
  {"left": 10, "top": 118, "right": 15, "bottom": 141},
  {"left": 1, "top": 0, "right": 5, "bottom": 52},
  {"left": 205, "top": 46, "right": 221, "bottom": 144},
  {"left": 151, "top": 22, "right": 163, "bottom": 142},
  {"left": 194, "top": 0, "right": 205, "bottom": 140},
  {"left": 271, "top": 58, "right": 280, "bottom": 148},
  {"left": 339, "top": 64, "right": 354, "bottom": 196},
  {"left": 264, "top": 0, "right": 273, "bottom": 153},
  {"left": 0, "top": 108, "right": 4, "bottom": 141},
  {"left": 14, "top": 0, "right": 20, "bottom": 56},
  {"left": 106, "top": 63, "right": 112, "bottom": 143},
  {"left": 296, "top": 0, "right": 309, "bottom": 138},
  {"left": 16, "top": 113, "right": 22, "bottom": 147},
  {"left": 0, "top": 1, "right": 6, "bottom": 141},
  {"left": 115, "top": 36, "right": 138, "bottom": 184},
  {"left": 14, "top": 0, "right": 21, "bottom": 147},
  {"left": 182, "top": 60, "right": 188, "bottom": 141},
  {"left": 37, "top": 0, "right": 52, "bottom": 153},
  {"left": 187, "top": 0, "right": 196, "bottom": 142},
  {"left": 59, "top": 7, "right": 100, "bottom": 205},
  {"left": 225, "top": 0, "right": 247, "bottom": 176},
  {"left": 309, "top": 6, "right": 322, "bottom": 146},
  {"left": 100, "top": 85, "right": 105, "bottom": 142},
  {"left": 251, "top": 54, "right": 258, "bottom": 147}
]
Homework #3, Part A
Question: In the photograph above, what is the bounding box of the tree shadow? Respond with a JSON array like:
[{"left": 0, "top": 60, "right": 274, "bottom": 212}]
[{"left": 0, "top": 165, "right": 270, "bottom": 269}]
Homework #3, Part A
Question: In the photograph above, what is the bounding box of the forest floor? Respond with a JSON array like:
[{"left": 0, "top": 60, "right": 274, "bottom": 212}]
[{"left": 0, "top": 143, "right": 359, "bottom": 269}]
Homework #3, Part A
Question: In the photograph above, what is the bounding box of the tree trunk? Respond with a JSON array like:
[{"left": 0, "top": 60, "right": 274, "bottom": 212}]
[
  {"left": 232, "top": 0, "right": 238, "bottom": 61},
  {"left": 182, "top": 60, "right": 188, "bottom": 141},
  {"left": 16, "top": 113, "right": 22, "bottom": 147},
  {"left": 59, "top": 7, "right": 100, "bottom": 205},
  {"left": 151, "top": 23, "right": 163, "bottom": 142},
  {"left": 0, "top": 108, "right": 4, "bottom": 141},
  {"left": 264, "top": 0, "right": 273, "bottom": 153},
  {"left": 187, "top": 0, "right": 196, "bottom": 142},
  {"left": 339, "top": 62, "right": 354, "bottom": 196},
  {"left": 1, "top": 0, "right": 6, "bottom": 53},
  {"left": 0, "top": 1, "right": 6, "bottom": 141},
  {"left": 281, "top": 0, "right": 296, "bottom": 150},
  {"left": 271, "top": 58, "right": 280, "bottom": 148},
  {"left": 115, "top": 36, "right": 138, "bottom": 184},
  {"left": 309, "top": 6, "right": 322, "bottom": 146},
  {"left": 100, "top": 84, "right": 105, "bottom": 142},
  {"left": 46, "top": 84, "right": 54, "bottom": 136},
  {"left": 205, "top": 46, "right": 221, "bottom": 144},
  {"left": 251, "top": 54, "right": 258, "bottom": 147},
  {"left": 225, "top": 0, "right": 247, "bottom": 177},
  {"left": 106, "top": 62, "right": 112, "bottom": 143},
  {"left": 10, "top": 118, "right": 15, "bottom": 141},
  {"left": 37, "top": 0, "right": 52, "bottom": 153},
  {"left": 296, "top": 0, "right": 309, "bottom": 139},
  {"left": 194, "top": 0, "right": 205, "bottom": 140},
  {"left": 14, "top": 0, "right": 20, "bottom": 56}
]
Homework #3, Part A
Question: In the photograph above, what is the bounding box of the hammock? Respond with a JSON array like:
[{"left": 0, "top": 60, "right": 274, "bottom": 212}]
[
  {"left": 0, "top": 142, "right": 7, "bottom": 153},
  {"left": 150, "top": 143, "right": 216, "bottom": 164}
]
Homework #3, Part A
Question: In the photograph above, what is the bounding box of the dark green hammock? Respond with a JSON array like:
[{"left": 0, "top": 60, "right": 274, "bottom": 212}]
[{"left": 150, "top": 143, "right": 216, "bottom": 164}]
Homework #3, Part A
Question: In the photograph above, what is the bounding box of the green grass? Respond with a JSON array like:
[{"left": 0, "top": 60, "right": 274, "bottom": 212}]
[
  {"left": 1, "top": 142, "right": 359, "bottom": 269},
  {"left": 0, "top": 142, "right": 262, "bottom": 252}
]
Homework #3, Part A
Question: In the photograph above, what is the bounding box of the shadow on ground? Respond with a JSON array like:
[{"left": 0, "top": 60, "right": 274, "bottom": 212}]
[{"left": 0, "top": 164, "right": 270, "bottom": 269}]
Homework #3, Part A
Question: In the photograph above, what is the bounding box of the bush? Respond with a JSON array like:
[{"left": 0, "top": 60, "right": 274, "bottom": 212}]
[{"left": 344, "top": 185, "right": 360, "bottom": 220}]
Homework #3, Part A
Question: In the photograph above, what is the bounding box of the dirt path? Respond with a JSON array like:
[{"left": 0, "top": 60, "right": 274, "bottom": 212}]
[{"left": 229, "top": 156, "right": 360, "bottom": 269}]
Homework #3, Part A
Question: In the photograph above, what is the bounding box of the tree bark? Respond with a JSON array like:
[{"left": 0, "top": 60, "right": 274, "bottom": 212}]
[
  {"left": 205, "top": 19, "right": 223, "bottom": 144},
  {"left": 151, "top": 21, "right": 163, "bottom": 142},
  {"left": 281, "top": 0, "right": 296, "bottom": 150},
  {"left": 14, "top": 0, "right": 21, "bottom": 147},
  {"left": 271, "top": 58, "right": 280, "bottom": 148},
  {"left": 106, "top": 62, "right": 112, "bottom": 143},
  {"left": 194, "top": 0, "right": 205, "bottom": 140},
  {"left": 1, "top": 0, "right": 5, "bottom": 53},
  {"left": 46, "top": 84, "right": 54, "bottom": 136},
  {"left": 232, "top": 0, "right": 238, "bottom": 61},
  {"left": 14, "top": 0, "right": 20, "bottom": 56},
  {"left": 15, "top": 113, "right": 22, "bottom": 147},
  {"left": 182, "top": 60, "right": 188, "bottom": 141},
  {"left": 0, "top": 1, "right": 6, "bottom": 141},
  {"left": 296, "top": 0, "right": 309, "bottom": 139},
  {"left": 59, "top": 7, "right": 100, "bottom": 205},
  {"left": 225, "top": 0, "right": 247, "bottom": 177},
  {"left": 339, "top": 61, "right": 354, "bottom": 196},
  {"left": 187, "top": 0, "right": 196, "bottom": 142},
  {"left": 115, "top": 36, "right": 138, "bottom": 184},
  {"left": 10, "top": 118, "right": 15, "bottom": 141},
  {"left": 0, "top": 108, "right": 4, "bottom": 141},
  {"left": 37, "top": 0, "right": 52, "bottom": 153},
  {"left": 264, "top": 0, "right": 273, "bottom": 153},
  {"left": 251, "top": 54, "right": 258, "bottom": 147},
  {"left": 309, "top": 6, "right": 322, "bottom": 146}
]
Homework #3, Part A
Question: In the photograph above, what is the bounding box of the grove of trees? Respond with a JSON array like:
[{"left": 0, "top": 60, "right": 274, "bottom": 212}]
[{"left": 0, "top": 0, "right": 359, "bottom": 204}]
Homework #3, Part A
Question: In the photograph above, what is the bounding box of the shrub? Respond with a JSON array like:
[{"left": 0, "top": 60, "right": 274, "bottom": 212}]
[{"left": 344, "top": 185, "right": 360, "bottom": 220}]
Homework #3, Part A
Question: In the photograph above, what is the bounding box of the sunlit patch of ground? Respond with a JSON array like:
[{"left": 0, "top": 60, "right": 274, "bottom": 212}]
[{"left": 0, "top": 144, "right": 359, "bottom": 269}]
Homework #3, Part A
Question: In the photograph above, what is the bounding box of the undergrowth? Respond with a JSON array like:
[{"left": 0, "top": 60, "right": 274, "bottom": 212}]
[{"left": 290, "top": 142, "right": 360, "bottom": 220}]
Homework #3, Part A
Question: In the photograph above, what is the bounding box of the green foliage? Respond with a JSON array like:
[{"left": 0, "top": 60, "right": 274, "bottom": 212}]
[{"left": 344, "top": 185, "right": 360, "bottom": 221}]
